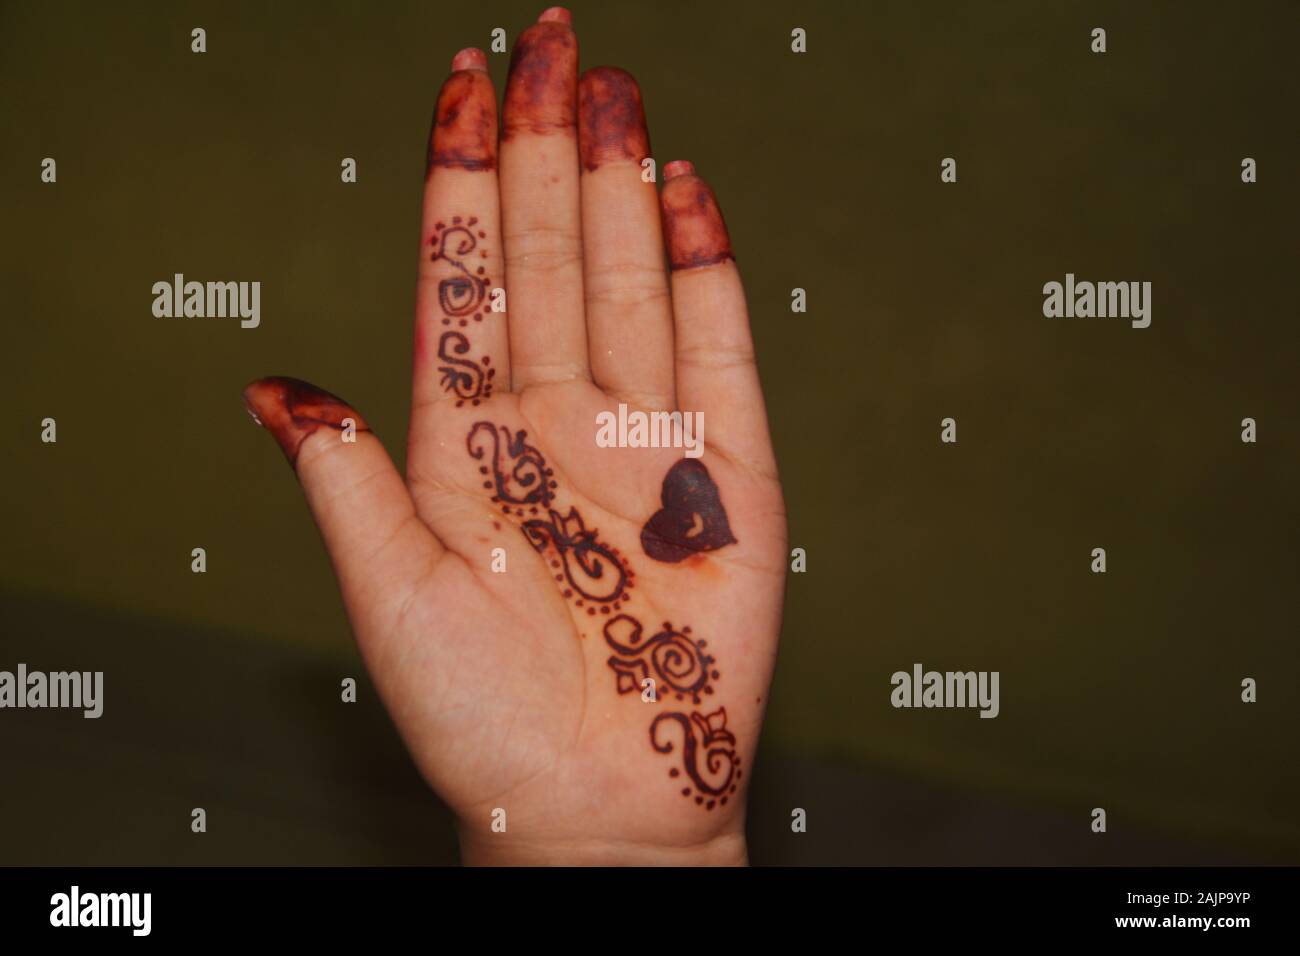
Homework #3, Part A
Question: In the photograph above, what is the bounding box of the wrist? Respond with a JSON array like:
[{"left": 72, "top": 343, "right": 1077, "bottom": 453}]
[{"left": 457, "top": 825, "right": 748, "bottom": 866}]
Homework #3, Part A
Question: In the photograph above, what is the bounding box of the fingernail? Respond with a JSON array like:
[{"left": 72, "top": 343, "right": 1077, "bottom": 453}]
[
  {"left": 538, "top": 6, "right": 572, "bottom": 25},
  {"left": 663, "top": 160, "right": 695, "bottom": 181},
  {"left": 243, "top": 377, "right": 370, "bottom": 469},
  {"left": 578, "top": 67, "right": 650, "bottom": 172},
  {"left": 451, "top": 47, "right": 488, "bottom": 72},
  {"left": 661, "top": 174, "right": 734, "bottom": 272}
]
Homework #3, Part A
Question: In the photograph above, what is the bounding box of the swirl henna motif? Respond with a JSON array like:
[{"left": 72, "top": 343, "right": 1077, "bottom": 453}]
[
  {"left": 430, "top": 218, "right": 494, "bottom": 406},
  {"left": 437, "top": 331, "right": 492, "bottom": 406},
  {"left": 651, "top": 710, "right": 741, "bottom": 809},
  {"left": 603, "top": 614, "right": 716, "bottom": 703},
  {"left": 467, "top": 422, "right": 556, "bottom": 512},
  {"left": 524, "top": 508, "right": 631, "bottom": 609},
  {"left": 431, "top": 221, "right": 489, "bottom": 319},
  {"left": 464, "top": 420, "right": 742, "bottom": 809}
]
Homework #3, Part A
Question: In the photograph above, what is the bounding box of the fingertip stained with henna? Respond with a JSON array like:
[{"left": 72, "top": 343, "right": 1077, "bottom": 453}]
[
  {"left": 243, "top": 377, "right": 370, "bottom": 469},
  {"left": 428, "top": 69, "right": 498, "bottom": 174},
  {"left": 503, "top": 20, "right": 578, "bottom": 139},
  {"left": 661, "top": 173, "right": 734, "bottom": 271},
  {"left": 578, "top": 67, "right": 650, "bottom": 172}
]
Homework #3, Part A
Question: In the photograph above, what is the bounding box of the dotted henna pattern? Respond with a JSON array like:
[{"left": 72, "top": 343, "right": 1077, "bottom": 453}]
[
  {"left": 431, "top": 217, "right": 494, "bottom": 407},
  {"left": 523, "top": 508, "right": 633, "bottom": 610},
  {"left": 465, "top": 420, "right": 740, "bottom": 808}
]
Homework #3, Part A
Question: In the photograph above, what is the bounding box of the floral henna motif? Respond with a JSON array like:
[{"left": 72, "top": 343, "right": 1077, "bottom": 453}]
[
  {"left": 430, "top": 218, "right": 494, "bottom": 406},
  {"left": 523, "top": 508, "right": 632, "bottom": 610},
  {"left": 466, "top": 420, "right": 741, "bottom": 808}
]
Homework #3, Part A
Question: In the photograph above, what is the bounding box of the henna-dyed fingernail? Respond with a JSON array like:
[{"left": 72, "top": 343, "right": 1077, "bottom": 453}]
[
  {"left": 243, "top": 376, "right": 370, "bottom": 469},
  {"left": 451, "top": 47, "right": 488, "bottom": 72},
  {"left": 661, "top": 172, "right": 734, "bottom": 271},
  {"left": 538, "top": 6, "right": 572, "bottom": 24},
  {"left": 663, "top": 159, "right": 695, "bottom": 181},
  {"left": 578, "top": 67, "right": 650, "bottom": 172},
  {"left": 427, "top": 66, "right": 498, "bottom": 174},
  {"left": 502, "top": 20, "right": 577, "bottom": 139}
]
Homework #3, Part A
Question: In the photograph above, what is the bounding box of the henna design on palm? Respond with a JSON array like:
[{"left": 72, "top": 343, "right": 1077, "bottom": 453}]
[
  {"left": 523, "top": 508, "right": 632, "bottom": 609},
  {"left": 603, "top": 614, "right": 715, "bottom": 703},
  {"left": 467, "top": 420, "right": 740, "bottom": 807}
]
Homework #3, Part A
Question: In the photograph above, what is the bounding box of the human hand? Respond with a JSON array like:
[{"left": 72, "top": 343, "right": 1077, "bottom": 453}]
[{"left": 243, "top": 6, "right": 785, "bottom": 866}]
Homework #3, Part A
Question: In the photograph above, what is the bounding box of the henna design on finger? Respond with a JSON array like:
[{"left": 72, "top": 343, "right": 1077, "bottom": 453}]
[
  {"left": 641, "top": 459, "right": 737, "bottom": 562},
  {"left": 502, "top": 20, "right": 578, "bottom": 140},
  {"left": 431, "top": 222, "right": 489, "bottom": 318},
  {"left": 430, "top": 218, "right": 495, "bottom": 405},
  {"left": 243, "top": 377, "right": 371, "bottom": 468},
  {"left": 578, "top": 67, "right": 650, "bottom": 172},
  {"left": 437, "top": 331, "right": 492, "bottom": 404},
  {"left": 464, "top": 420, "right": 742, "bottom": 808},
  {"left": 661, "top": 170, "right": 734, "bottom": 271},
  {"left": 427, "top": 64, "right": 497, "bottom": 174}
]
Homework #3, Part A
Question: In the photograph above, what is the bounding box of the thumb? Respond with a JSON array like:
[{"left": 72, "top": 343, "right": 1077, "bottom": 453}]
[{"left": 242, "top": 376, "right": 442, "bottom": 636}]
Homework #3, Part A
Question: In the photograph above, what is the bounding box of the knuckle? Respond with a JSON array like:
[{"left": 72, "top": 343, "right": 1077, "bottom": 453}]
[{"left": 675, "top": 342, "right": 756, "bottom": 371}]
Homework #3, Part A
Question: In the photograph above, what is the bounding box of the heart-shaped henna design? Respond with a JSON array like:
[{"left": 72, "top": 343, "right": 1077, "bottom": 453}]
[
  {"left": 466, "top": 421, "right": 741, "bottom": 809},
  {"left": 640, "top": 459, "right": 737, "bottom": 563}
]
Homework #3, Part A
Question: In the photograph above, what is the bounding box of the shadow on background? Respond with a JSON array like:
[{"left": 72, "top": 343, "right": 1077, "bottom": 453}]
[
  {"left": 1, "top": 0, "right": 1297, "bottom": 865},
  {"left": 1, "top": 587, "right": 1283, "bottom": 865}
]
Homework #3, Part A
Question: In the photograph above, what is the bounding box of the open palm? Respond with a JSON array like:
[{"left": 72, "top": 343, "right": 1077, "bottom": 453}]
[{"left": 244, "top": 8, "right": 785, "bottom": 865}]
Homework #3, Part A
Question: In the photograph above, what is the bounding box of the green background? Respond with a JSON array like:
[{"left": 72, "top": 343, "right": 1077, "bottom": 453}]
[{"left": 1, "top": 0, "right": 1296, "bottom": 864}]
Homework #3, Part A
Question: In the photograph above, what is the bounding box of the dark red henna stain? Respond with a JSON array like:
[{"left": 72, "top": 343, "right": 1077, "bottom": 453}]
[
  {"left": 430, "top": 220, "right": 494, "bottom": 405},
  {"left": 502, "top": 21, "right": 577, "bottom": 139},
  {"left": 578, "top": 67, "right": 650, "bottom": 171},
  {"left": 469, "top": 422, "right": 631, "bottom": 609},
  {"left": 465, "top": 420, "right": 740, "bottom": 808},
  {"left": 661, "top": 173, "right": 734, "bottom": 271},
  {"left": 604, "top": 615, "right": 716, "bottom": 703},
  {"left": 524, "top": 508, "right": 630, "bottom": 605},
  {"left": 427, "top": 69, "right": 497, "bottom": 174},
  {"left": 467, "top": 422, "right": 557, "bottom": 511},
  {"left": 641, "top": 459, "right": 736, "bottom": 563},
  {"left": 243, "top": 377, "right": 370, "bottom": 468},
  {"left": 651, "top": 710, "right": 738, "bottom": 803}
]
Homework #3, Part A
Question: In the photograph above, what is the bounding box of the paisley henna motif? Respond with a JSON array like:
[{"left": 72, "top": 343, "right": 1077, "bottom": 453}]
[
  {"left": 464, "top": 420, "right": 741, "bottom": 808},
  {"left": 524, "top": 508, "right": 631, "bottom": 607},
  {"left": 467, "top": 422, "right": 556, "bottom": 513},
  {"left": 651, "top": 709, "right": 741, "bottom": 809}
]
